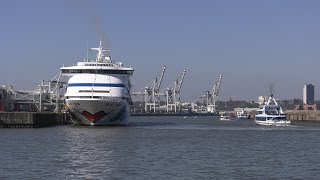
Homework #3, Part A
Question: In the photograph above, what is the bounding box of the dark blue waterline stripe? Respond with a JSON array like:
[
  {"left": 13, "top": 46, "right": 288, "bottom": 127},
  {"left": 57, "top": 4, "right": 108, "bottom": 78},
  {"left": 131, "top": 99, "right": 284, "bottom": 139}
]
[{"left": 68, "top": 83, "right": 125, "bottom": 87}]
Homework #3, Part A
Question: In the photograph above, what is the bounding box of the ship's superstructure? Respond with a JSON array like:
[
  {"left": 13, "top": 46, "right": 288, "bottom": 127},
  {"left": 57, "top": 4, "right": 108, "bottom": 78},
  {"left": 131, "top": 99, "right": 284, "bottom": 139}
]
[{"left": 61, "top": 40, "right": 133, "bottom": 125}]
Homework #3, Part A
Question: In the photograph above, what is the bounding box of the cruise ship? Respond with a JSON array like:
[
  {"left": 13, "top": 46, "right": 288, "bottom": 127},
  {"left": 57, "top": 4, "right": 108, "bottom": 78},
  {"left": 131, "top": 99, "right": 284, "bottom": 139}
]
[{"left": 61, "top": 40, "right": 134, "bottom": 125}]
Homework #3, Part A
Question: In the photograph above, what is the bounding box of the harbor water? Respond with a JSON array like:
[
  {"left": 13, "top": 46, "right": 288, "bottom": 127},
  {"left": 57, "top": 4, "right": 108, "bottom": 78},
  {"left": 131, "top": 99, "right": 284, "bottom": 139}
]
[{"left": 1, "top": 116, "right": 320, "bottom": 179}]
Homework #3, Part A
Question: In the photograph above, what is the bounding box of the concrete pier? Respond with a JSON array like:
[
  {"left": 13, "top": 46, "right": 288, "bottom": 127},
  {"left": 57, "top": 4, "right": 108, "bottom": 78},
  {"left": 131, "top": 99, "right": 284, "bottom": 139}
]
[{"left": 0, "top": 112, "right": 70, "bottom": 128}]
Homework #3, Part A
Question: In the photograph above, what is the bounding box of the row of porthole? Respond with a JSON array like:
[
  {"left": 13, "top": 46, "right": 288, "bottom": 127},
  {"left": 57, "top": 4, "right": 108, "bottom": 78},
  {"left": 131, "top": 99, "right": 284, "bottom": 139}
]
[{"left": 85, "top": 64, "right": 113, "bottom": 66}]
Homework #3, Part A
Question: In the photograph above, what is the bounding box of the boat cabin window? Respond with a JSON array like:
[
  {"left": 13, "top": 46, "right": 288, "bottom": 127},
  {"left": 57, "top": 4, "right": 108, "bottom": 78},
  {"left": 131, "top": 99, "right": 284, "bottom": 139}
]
[
  {"left": 265, "top": 106, "right": 281, "bottom": 115},
  {"left": 272, "top": 117, "right": 286, "bottom": 120},
  {"left": 256, "top": 117, "right": 266, "bottom": 121},
  {"left": 265, "top": 110, "right": 279, "bottom": 115}
]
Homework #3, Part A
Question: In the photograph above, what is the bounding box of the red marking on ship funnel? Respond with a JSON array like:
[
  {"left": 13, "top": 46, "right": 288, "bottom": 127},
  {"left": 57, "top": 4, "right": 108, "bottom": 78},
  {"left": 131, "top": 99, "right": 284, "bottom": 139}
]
[{"left": 82, "top": 111, "right": 106, "bottom": 123}]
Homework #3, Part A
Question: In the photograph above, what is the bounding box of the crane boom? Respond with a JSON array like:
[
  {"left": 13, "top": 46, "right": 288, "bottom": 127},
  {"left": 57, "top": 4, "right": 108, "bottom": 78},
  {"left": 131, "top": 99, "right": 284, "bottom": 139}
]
[
  {"left": 131, "top": 66, "right": 167, "bottom": 113},
  {"left": 205, "top": 73, "right": 223, "bottom": 113},
  {"left": 158, "top": 69, "right": 187, "bottom": 113},
  {"left": 176, "top": 69, "right": 186, "bottom": 93},
  {"left": 156, "top": 66, "right": 166, "bottom": 92},
  {"left": 213, "top": 74, "right": 223, "bottom": 101}
]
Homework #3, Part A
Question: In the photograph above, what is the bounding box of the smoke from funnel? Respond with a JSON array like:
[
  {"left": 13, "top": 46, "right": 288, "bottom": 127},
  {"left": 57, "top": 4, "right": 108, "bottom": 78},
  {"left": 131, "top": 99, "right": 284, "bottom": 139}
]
[
  {"left": 93, "top": 15, "right": 108, "bottom": 46},
  {"left": 67, "top": 0, "right": 110, "bottom": 48},
  {"left": 268, "top": 82, "right": 275, "bottom": 96}
]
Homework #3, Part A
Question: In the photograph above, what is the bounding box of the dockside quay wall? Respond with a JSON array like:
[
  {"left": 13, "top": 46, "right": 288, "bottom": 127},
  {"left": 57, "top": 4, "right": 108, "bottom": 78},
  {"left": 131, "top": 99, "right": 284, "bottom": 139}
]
[
  {"left": 286, "top": 110, "right": 320, "bottom": 122},
  {"left": 0, "top": 112, "right": 70, "bottom": 128}
]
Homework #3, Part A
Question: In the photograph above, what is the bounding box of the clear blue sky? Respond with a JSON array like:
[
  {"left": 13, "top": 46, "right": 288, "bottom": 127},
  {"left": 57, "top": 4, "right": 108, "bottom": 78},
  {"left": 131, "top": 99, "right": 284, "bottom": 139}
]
[{"left": 1, "top": 0, "right": 320, "bottom": 101}]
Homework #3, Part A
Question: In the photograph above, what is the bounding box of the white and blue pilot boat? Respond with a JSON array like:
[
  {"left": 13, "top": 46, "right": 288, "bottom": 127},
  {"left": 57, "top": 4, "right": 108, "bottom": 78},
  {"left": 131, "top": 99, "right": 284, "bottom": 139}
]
[
  {"left": 61, "top": 40, "right": 134, "bottom": 125},
  {"left": 255, "top": 93, "right": 290, "bottom": 126}
]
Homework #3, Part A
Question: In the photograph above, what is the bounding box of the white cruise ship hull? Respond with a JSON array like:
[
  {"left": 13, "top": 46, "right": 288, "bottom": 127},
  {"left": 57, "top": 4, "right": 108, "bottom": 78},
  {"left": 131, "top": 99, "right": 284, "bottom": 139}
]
[
  {"left": 66, "top": 98, "right": 130, "bottom": 126},
  {"left": 61, "top": 39, "right": 134, "bottom": 126}
]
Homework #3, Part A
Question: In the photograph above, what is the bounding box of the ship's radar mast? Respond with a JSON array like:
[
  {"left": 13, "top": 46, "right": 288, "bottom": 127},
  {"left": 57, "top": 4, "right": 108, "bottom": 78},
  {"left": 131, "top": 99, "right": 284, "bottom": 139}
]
[{"left": 90, "top": 39, "right": 111, "bottom": 63}]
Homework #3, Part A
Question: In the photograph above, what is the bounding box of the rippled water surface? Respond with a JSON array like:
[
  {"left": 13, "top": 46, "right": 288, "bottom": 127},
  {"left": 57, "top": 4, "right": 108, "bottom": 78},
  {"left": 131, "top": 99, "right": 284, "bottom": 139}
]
[{"left": 1, "top": 116, "right": 320, "bottom": 179}]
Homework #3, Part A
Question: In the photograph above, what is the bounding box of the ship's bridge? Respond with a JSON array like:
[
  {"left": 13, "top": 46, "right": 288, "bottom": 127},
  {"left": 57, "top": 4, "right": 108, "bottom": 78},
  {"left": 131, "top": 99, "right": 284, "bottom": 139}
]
[
  {"left": 61, "top": 63, "right": 134, "bottom": 76},
  {"left": 60, "top": 39, "right": 134, "bottom": 76}
]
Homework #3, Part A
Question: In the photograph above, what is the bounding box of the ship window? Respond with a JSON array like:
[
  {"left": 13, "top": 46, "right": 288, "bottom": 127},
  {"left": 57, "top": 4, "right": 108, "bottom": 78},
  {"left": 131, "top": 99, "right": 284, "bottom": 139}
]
[
  {"left": 79, "top": 90, "right": 110, "bottom": 93},
  {"left": 62, "top": 69, "right": 133, "bottom": 75},
  {"left": 273, "top": 117, "right": 286, "bottom": 120}
]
